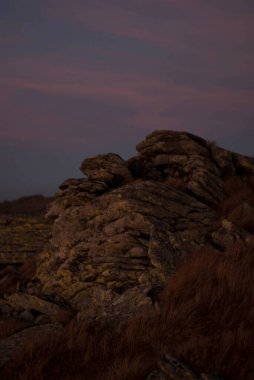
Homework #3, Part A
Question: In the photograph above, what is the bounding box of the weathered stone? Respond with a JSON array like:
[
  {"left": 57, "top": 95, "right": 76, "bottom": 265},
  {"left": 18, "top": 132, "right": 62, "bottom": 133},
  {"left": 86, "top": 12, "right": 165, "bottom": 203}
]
[
  {"left": 233, "top": 153, "right": 254, "bottom": 175},
  {"left": 59, "top": 178, "right": 108, "bottom": 194},
  {"left": 35, "top": 179, "right": 218, "bottom": 319},
  {"left": 59, "top": 178, "right": 87, "bottom": 190},
  {"left": 5, "top": 293, "right": 72, "bottom": 323},
  {"left": 136, "top": 130, "right": 209, "bottom": 157},
  {"left": 2, "top": 129, "right": 251, "bottom": 324},
  {"left": 211, "top": 219, "right": 246, "bottom": 250},
  {"left": 209, "top": 145, "right": 236, "bottom": 176},
  {"left": 19, "top": 309, "right": 35, "bottom": 323},
  {"left": 134, "top": 131, "right": 225, "bottom": 203},
  {"left": 80, "top": 153, "right": 133, "bottom": 185},
  {"left": 46, "top": 179, "right": 109, "bottom": 219}
]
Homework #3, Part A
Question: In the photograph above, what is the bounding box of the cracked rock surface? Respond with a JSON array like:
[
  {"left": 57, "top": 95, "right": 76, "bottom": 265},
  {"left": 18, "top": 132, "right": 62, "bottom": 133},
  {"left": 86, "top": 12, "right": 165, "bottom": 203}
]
[{"left": 31, "top": 130, "right": 254, "bottom": 320}]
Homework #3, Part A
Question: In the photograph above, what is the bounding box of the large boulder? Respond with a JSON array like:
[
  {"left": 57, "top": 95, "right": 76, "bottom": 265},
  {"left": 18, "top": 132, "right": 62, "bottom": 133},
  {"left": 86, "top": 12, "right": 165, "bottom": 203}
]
[
  {"left": 36, "top": 180, "right": 217, "bottom": 319},
  {"left": 133, "top": 130, "right": 224, "bottom": 204},
  {"left": 29, "top": 130, "right": 254, "bottom": 321}
]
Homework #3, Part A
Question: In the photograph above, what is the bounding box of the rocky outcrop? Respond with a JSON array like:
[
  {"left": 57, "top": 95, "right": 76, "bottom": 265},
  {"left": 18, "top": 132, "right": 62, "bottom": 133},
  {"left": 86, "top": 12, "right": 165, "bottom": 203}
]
[
  {"left": 30, "top": 130, "right": 254, "bottom": 320},
  {"left": 37, "top": 180, "right": 217, "bottom": 318},
  {"left": 4, "top": 293, "right": 73, "bottom": 324},
  {"left": 80, "top": 153, "right": 133, "bottom": 185},
  {"left": 1, "top": 130, "right": 253, "bottom": 380}
]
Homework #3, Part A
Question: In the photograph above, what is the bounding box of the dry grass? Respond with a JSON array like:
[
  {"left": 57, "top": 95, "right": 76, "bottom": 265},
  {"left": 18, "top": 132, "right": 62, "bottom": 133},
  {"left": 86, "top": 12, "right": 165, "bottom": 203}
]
[
  {"left": 0, "top": 266, "right": 20, "bottom": 294},
  {"left": 219, "top": 175, "right": 254, "bottom": 212},
  {"left": 0, "top": 319, "right": 29, "bottom": 340},
  {"left": 157, "top": 243, "right": 254, "bottom": 379},
  {"left": 217, "top": 175, "right": 254, "bottom": 232},
  {"left": 0, "top": 257, "right": 37, "bottom": 295},
  {"left": 18, "top": 257, "right": 37, "bottom": 286},
  {"left": 2, "top": 242, "right": 254, "bottom": 380}
]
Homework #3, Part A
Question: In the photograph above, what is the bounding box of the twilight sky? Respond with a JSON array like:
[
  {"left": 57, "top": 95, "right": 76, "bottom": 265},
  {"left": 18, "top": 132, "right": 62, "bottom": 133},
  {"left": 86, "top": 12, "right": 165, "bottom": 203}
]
[{"left": 1, "top": 0, "right": 254, "bottom": 200}]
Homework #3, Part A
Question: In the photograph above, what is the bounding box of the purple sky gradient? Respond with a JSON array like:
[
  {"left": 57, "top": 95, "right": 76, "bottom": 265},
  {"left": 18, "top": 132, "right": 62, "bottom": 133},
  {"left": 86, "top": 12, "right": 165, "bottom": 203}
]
[{"left": 0, "top": 0, "right": 254, "bottom": 200}]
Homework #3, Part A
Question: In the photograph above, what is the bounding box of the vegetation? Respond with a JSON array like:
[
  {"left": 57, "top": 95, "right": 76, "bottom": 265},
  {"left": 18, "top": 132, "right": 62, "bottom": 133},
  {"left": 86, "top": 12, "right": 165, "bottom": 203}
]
[
  {"left": 218, "top": 175, "right": 254, "bottom": 233},
  {"left": 1, "top": 241, "right": 253, "bottom": 380}
]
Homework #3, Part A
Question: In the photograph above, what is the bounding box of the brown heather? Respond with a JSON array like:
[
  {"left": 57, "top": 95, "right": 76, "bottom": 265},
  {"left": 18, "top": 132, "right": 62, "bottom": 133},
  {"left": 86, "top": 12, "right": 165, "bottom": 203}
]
[
  {"left": 218, "top": 175, "right": 254, "bottom": 232},
  {"left": 0, "top": 257, "right": 37, "bottom": 295},
  {"left": 2, "top": 242, "right": 254, "bottom": 380},
  {"left": 0, "top": 319, "right": 29, "bottom": 340}
]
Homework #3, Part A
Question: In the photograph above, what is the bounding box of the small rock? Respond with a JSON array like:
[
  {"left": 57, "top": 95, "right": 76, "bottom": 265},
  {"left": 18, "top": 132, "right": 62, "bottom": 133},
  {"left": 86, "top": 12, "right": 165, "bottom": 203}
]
[
  {"left": 19, "top": 310, "right": 35, "bottom": 323},
  {"left": 35, "top": 314, "right": 51, "bottom": 325},
  {"left": 80, "top": 153, "right": 133, "bottom": 185}
]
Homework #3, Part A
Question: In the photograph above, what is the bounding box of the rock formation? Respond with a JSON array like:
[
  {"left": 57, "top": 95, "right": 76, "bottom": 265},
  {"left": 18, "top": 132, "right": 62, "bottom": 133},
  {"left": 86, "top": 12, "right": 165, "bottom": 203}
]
[
  {"left": 1, "top": 130, "right": 254, "bottom": 379},
  {"left": 31, "top": 130, "right": 253, "bottom": 320}
]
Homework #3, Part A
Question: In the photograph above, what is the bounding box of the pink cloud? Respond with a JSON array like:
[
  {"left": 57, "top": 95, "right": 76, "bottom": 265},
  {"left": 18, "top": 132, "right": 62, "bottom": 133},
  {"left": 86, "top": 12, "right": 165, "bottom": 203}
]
[
  {"left": 0, "top": 35, "right": 29, "bottom": 45},
  {"left": 45, "top": 0, "right": 254, "bottom": 52},
  {"left": 1, "top": 0, "right": 254, "bottom": 147},
  {"left": 2, "top": 55, "right": 253, "bottom": 114},
  {"left": 1, "top": 52, "right": 253, "bottom": 145}
]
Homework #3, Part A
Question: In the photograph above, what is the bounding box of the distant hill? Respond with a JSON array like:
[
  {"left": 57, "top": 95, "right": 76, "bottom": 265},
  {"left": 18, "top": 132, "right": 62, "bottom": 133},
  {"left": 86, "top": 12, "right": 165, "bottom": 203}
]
[{"left": 0, "top": 195, "right": 53, "bottom": 215}]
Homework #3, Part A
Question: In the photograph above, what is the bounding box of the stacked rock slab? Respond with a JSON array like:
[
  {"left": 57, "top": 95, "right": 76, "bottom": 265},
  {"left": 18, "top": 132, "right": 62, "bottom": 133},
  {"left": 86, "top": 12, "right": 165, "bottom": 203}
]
[{"left": 34, "top": 130, "right": 254, "bottom": 320}]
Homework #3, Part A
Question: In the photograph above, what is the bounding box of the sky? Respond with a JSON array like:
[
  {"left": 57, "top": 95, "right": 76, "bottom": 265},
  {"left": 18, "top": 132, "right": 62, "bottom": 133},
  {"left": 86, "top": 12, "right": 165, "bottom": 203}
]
[{"left": 0, "top": 0, "right": 254, "bottom": 200}]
